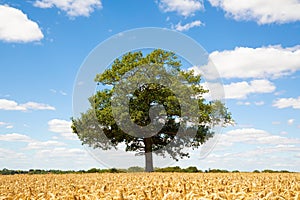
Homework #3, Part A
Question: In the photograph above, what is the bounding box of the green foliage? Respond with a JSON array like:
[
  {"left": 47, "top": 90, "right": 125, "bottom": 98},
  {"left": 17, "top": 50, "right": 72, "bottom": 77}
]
[
  {"left": 0, "top": 168, "right": 28, "bottom": 175},
  {"left": 207, "top": 168, "right": 230, "bottom": 173},
  {"left": 0, "top": 168, "right": 294, "bottom": 175},
  {"left": 184, "top": 166, "right": 200, "bottom": 173},
  {"left": 155, "top": 166, "right": 202, "bottom": 173},
  {"left": 262, "top": 169, "right": 275, "bottom": 173},
  {"left": 86, "top": 168, "right": 101, "bottom": 173},
  {"left": 72, "top": 49, "right": 233, "bottom": 171},
  {"left": 108, "top": 168, "right": 119, "bottom": 173},
  {"left": 155, "top": 166, "right": 182, "bottom": 172},
  {"left": 127, "top": 166, "right": 145, "bottom": 172},
  {"left": 261, "top": 169, "right": 291, "bottom": 173}
]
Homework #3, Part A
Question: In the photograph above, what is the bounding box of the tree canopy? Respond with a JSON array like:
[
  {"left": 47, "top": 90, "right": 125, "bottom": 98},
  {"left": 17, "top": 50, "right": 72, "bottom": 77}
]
[{"left": 72, "top": 49, "right": 233, "bottom": 172}]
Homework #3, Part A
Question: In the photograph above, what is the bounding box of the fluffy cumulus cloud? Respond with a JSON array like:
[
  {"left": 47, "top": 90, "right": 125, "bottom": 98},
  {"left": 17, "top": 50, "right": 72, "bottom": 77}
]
[
  {"left": 158, "top": 0, "right": 204, "bottom": 17},
  {"left": 34, "top": 0, "right": 102, "bottom": 17},
  {"left": 208, "top": 0, "right": 300, "bottom": 24},
  {"left": 201, "top": 80, "right": 275, "bottom": 100},
  {"left": 273, "top": 96, "right": 300, "bottom": 109},
  {"left": 48, "top": 119, "right": 78, "bottom": 140},
  {"left": 224, "top": 80, "right": 276, "bottom": 99},
  {"left": 0, "top": 99, "right": 55, "bottom": 111},
  {"left": 0, "top": 5, "right": 44, "bottom": 42},
  {"left": 197, "top": 45, "right": 300, "bottom": 80},
  {"left": 174, "top": 20, "right": 203, "bottom": 31}
]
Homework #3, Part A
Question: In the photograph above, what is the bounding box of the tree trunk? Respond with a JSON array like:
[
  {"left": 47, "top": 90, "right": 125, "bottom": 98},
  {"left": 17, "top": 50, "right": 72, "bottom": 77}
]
[{"left": 144, "top": 137, "right": 154, "bottom": 172}]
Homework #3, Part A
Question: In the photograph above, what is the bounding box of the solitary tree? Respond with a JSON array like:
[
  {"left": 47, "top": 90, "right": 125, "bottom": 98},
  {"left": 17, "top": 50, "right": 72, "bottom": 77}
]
[{"left": 72, "top": 49, "right": 232, "bottom": 172}]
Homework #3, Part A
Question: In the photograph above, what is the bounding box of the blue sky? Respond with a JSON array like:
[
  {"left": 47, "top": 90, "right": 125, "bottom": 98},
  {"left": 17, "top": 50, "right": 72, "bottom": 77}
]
[{"left": 0, "top": 0, "right": 300, "bottom": 171}]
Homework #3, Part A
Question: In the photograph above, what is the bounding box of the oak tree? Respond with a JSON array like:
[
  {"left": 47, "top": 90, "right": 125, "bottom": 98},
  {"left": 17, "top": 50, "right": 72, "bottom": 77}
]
[{"left": 72, "top": 49, "right": 232, "bottom": 172}]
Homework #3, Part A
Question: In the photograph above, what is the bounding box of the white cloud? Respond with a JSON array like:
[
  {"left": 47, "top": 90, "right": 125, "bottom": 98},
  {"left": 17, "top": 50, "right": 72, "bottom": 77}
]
[
  {"left": 237, "top": 124, "right": 253, "bottom": 128},
  {"left": 254, "top": 101, "right": 265, "bottom": 106},
  {"left": 274, "top": 91, "right": 285, "bottom": 96},
  {"left": 280, "top": 131, "right": 288, "bottom": 135},
  {"left": 34, "top": 0, "right": 102, "bottom": 17},
  {"left": 237, "top": 101, "right": 251, "bottom": 106},
  {"left": 273, "top": 96, "right": 300, "bottom": 109},
  {"left": 158, "top": 0, "right": 204, "bottom": 17},
  {"left": 174, "top": 20, "right": 203, "bottom": 31},
  {"left": 48, "top": 119, "right": 78, "bottom": 140},
  {"left": 0, "top": 122, "right": 7, "bottom": 126},
  {"left": 50, "top": 89, "right": 57, "bottom": 93},
  {"left": 208, "top": 0, "right": 300, "bottom": 24},
  {"left": 21, "top": 102, "right": 56, "bottom": 110},
  {"left": 240, "top": 145, "right": 300, "bottom": 156},
  {"left": 0, "top": 146, "right": 96, "bottom": 170},
  {"left": 0, "top": 99, "right": 55, "bottom": 111},
  {"left": 50, "top": 89, "right": 67, "bottom": 96},
  {"left": 0, "top": 99, "right": 26, "bottom": 111},
  {"left": 197, "top": 45, "right": 300, "bottom": 79},
  {"left": 0, "top": 133, "right": 67, "bottom": 152},
  {"left": 48, "top": 119, "right": 72, "bottom": 133},
  {"left": 0, "top": 5, "right": 43, "bottom": 43},
  {"left": 222, "top": 128, "right": 300, "bottom": 146},
  {"left": 200, "top": 79, "right": 275, "bottom": 100},
  {"left": 199, "top": 82, "right": 225, "bottom": 100},
  {"left": 0, "top": 148, "right": 18, "bottom": 158},
  {"left": 0, "top": 133, "right": 32, "bottom": 142},
  {"left": 59, "top": 91, "right": 67, "bottom": 96},
  {"left": 26, "top": 140, "right": 66, "bottom": 150},
  {"left": 32, "top": 147, "right": 94, "bottom": 169},
  {"left": 190, "top": 145, "right": 300, "bottom": 171},
  {"left": 35, "top": 147, "right": 91, "bottom": 162},
  {"left": 224, "top": 80, "right": 275, "bottom": 99},
  {"left": 0, "top": 148, "right": 16, "bottom": 156},
  {"left": 0, "top": 133, "right": 66, "bottom": 150},
  {"left": 288, "top": 119, "right": 295, "bottom": 125},
  {"left": 35, "top": 147, "right": 86, "bottom": 158},
  {"left": 0, "top": 133, "right": 94, "bottom": 169},
  {"left": 222, "top": 128, "right": 270, "bottom": 145},
  {"left": 0, "top": 148, "right": 27, "bottom": 163}
]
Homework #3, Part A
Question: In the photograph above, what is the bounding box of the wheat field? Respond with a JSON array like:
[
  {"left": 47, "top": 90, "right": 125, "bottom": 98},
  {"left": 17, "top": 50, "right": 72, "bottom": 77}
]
[{"left": 0, "top": 173, "right": 299, "bottom": 200}]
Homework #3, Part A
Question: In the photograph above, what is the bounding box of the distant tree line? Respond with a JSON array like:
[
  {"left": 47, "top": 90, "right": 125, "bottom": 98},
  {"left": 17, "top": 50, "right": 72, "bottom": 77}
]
[{"left": 0, "top": 167, "right": 293, "bottom": 175}]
